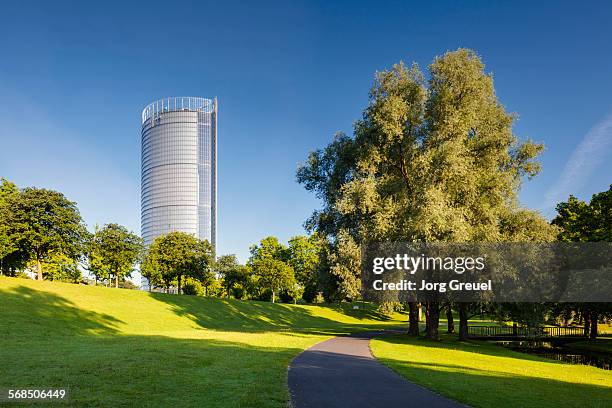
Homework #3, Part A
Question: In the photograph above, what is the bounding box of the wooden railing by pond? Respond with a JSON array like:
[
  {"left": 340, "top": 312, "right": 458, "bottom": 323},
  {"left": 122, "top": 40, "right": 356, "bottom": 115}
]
[{"left": 467, "top": 325, "right": 586, "bottom": 338}]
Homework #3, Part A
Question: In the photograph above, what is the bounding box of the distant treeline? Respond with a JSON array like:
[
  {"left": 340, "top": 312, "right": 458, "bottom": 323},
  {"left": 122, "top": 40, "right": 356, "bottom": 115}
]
[{"left": 0, "top": 177, "right": 354, "bottom": 305}]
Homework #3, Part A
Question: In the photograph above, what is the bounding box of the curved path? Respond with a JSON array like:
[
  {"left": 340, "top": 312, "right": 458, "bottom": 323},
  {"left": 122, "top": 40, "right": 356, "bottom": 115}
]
[{"left": 288, "top": 332, "right": 464, "bottom": 408}]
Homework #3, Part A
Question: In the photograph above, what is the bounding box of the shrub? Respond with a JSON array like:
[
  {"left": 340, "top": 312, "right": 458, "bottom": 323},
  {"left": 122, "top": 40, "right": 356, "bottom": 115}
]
[
  {"left": 313, "top": 292, "right": 325, "bottom": 304},
  {"left": 182, "top": 279, "right": 204, "bottom": 296},
  {"left": 378, "top": 301, "right": 404, "bottom": 316}
]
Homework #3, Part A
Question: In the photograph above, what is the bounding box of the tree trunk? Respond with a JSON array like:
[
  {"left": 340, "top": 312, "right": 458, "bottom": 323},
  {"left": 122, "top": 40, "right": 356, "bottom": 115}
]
[
  {"left": 446, "top": 304, "right": 455, "bottom": 334},
  {"left": 590, "top": 311, "right": 598, "bottom": 339},
  {"left": 425, "top": 301, "right": 440, "bottom": 340},
  {"left": 407, "top": 302, "right": 420, "bottom": 336},
  {"left": 272, "top": 290, "right": 276, "bottom": 304},
  {"left": 115, "top": 274, "right": 119, "bottom": 288},
  {"left": 177, "top": 275, "right": 182, "bottom": 295},
  {"left": 458, "top": 303, "right": 469, "bottom": 341},
  {"left": 36, "top": 258, "right": 43, "bottom": 281},
  {"left": 583, "top": 312, "right": 591, "bottom": 337}
]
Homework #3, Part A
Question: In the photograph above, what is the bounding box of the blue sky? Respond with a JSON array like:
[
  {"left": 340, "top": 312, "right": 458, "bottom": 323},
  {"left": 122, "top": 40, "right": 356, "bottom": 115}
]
[{"left": 1, "top": 1, "right": 611, "bottom": 265}]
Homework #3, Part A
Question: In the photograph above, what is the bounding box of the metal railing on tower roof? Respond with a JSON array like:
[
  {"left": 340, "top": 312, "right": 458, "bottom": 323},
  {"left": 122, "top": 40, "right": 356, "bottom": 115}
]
[{"left": 141, "top": 96, "right": 216, "bottom": 124}]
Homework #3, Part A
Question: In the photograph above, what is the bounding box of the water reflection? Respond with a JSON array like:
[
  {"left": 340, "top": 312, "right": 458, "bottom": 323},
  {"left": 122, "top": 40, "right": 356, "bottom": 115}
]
[{"left": 495, "top": 341, "right": 612, "bottom": 370}]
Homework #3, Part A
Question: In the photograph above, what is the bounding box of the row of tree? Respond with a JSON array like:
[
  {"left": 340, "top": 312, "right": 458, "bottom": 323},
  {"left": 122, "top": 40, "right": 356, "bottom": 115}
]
[
  {"left": 0, "top": 178, "right": 326, "bottom": 303},
  {"left": 0, "top": 178, "right": 146, "bottom": 287},
  {"left": 0, "top": 179, "right": 90, "bottom": 281},
  {"left": 141, "top": 234, "right": 323, "bottom": 304}
]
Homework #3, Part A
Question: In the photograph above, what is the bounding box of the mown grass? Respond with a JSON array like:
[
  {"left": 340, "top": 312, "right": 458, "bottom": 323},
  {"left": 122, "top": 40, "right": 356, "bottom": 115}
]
[
  {"left": 371, "top": 334, "right": 612, "bottom": 408},
  {"left": 0, "top": 276, "right": 406, "bottom": 407}
]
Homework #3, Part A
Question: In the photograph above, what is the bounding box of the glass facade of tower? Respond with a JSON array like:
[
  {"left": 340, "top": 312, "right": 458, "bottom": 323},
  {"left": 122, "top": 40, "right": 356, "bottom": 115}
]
[{"left": 141, "top": 97, "right": 217, "bottom": 250}]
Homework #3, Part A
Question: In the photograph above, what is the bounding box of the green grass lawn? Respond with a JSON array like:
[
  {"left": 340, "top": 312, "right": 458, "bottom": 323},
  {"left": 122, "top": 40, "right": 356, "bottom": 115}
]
[
  {"left": 0, "top": 276, "right": 406, "bottom": 407},
  {"left": 371, "top": 334, "right": 612, "bottom": 408}
]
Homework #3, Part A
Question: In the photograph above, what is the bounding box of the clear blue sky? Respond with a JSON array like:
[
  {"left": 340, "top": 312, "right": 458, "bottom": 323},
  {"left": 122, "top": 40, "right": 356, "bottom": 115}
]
[{"left": 1, "top": 1, "right": 611, "bottom": 264}]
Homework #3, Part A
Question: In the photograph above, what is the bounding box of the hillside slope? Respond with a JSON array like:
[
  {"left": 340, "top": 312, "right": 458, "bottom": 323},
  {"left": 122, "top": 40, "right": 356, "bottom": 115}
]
[{"left": 0, "top": 277, "right": 405, "bottom": 407}]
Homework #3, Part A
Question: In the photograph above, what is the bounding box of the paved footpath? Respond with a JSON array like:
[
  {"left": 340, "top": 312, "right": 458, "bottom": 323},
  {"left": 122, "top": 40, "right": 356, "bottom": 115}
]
[{"left": 288, "top": 331, "right": 465, "bottom": 408}]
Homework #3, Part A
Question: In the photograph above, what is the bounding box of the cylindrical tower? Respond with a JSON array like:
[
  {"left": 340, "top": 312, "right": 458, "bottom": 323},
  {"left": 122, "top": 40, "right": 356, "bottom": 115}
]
[{"left": 141, "top": 96, "right": 217, "bottom": 250}]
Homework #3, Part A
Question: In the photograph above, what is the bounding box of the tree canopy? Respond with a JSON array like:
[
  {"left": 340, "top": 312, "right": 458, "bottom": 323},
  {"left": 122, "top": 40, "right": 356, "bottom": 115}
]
[
  {"left": 297, "top": 49, "right": 557, "bottom": 338},
  {"left": 215, "top": 254, "right": 249, "bottom": 298},
  {"left": 287, "top": 235, "right": 323, "bottom": 302},
  {"left": 88, "top": 223, "right": 143, "bottom": 288},
  {"left": 553, "top": 185, "right": 612, "bottom": 242},
  {"left": 2, "top": 185, "right": 88, "bottom": 280},
  {"left": 141, "top": 232, "right": 213, "bottom": 294},
  {"left": 248, "top": 236, "right": 296, "bottom": 303},
  {"left": 551, "top": 185, "right": 612, "bottom": 337},
  {"left": 0, "top": 178, "right": 23, "bottom": 275}
]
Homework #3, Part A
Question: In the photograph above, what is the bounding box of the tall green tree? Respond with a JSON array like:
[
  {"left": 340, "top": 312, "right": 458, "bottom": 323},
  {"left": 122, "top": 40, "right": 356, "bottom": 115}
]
[
  {"left": 248, "top": 237, "right": 296, "bottom": 303},
  {"left": 326, "top": 230, "right": 362, "bottom": 301},
  {"left": 552, "top": 185, "right": 612, "bottom": 338},
  {"left": 143, "top": 232, "right": 212, "bottom": 294},
  {"left": 190, "top": 239, "right": 215, "bottom": 295},
  {"left": 216, "top": 254, "right": 249, "bottom": 298},
  {"left": 253, "top": 258, "right": 295, "bottom": 304},
  {"left": 140, "top": 251, "right": 163, "bottom": 291},
  {"left": 0, "top": 178, "right": 23, "bottom": 275},
  {"left": 554, "top": 186, "right": 612, "bottom": 242},
  {"left": 298, "top": 49, "right": 555, "bottom": 339},
  {"left": 89, "top": 223, "right": 143, "bottom": 288},
  {"left": 287, "top": 235, "right": 323, "bottom": 302},
  {"left": 589, "top": 186, "right": 612, "bottom": 241},
  {"left": 553, "top": 196, "right": 591, "bottom": 242},
  {"left": 11, "top": 187, "right": 88, "bottom": 280},
  {"left": 84, "top": 226, "right": 110, "bottom": 285}
]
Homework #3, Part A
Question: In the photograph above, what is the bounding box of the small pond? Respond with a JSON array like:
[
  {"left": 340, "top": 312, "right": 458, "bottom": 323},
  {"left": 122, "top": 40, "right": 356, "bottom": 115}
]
[{"left": 495, "top": 341, "right": 612, "bottom": 370}]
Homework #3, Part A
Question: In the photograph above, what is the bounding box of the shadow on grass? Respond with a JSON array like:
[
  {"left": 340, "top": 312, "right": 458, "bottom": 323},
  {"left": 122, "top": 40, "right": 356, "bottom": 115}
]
[
  {"left": 0, "top": 286, "right": 320, "bottom": 407},
  {"left": 0, "top": 285, "right": 123, "bottom": 337},
  {"left": 148, "top": 292, "right": 404, "bottom": 335},
  {"left": 2, "top": 335, "right": 306, "bottom": 408},
  {"left": 373, "top": 335, "right": 612, "bottom": 408},
  {"left": 378, "top": 333, "right": 574, "bottom": 363},
  {"left": 3, "top": 285, "right": 609, "bottom": 408}
]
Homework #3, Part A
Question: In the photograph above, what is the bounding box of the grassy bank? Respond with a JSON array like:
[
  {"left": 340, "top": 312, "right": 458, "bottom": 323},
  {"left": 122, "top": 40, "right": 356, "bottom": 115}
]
[
  {"left": 371, "top": 334, "right": 612, "bottom": 408},
  {"left": 0, "top": 277, "right": 405, "bottom": 407}
]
